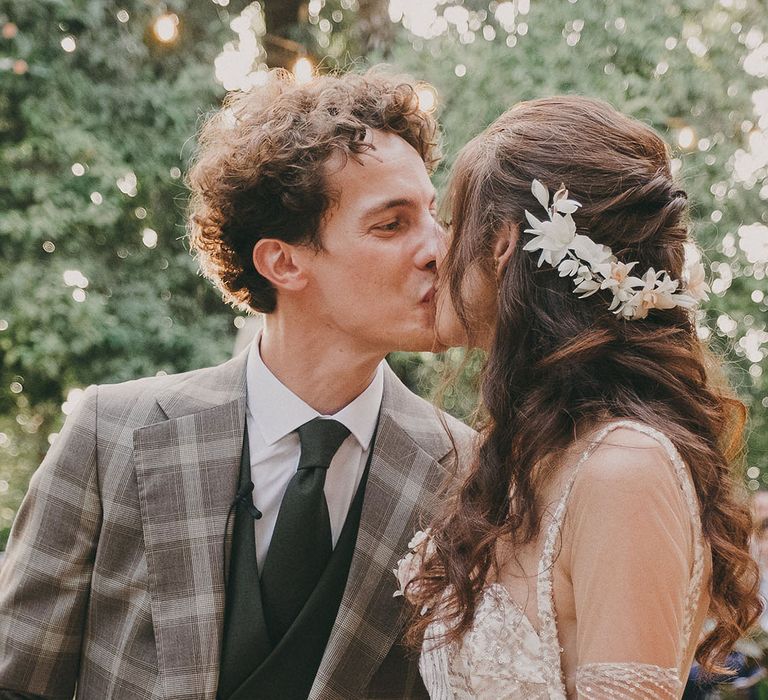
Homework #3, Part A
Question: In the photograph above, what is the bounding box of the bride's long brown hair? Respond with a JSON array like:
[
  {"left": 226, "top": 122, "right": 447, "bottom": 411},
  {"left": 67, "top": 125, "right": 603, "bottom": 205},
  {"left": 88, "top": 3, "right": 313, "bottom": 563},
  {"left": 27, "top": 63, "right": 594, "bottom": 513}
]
[{"left": 406, "top": 96, "right": 760, "bottom": 672}]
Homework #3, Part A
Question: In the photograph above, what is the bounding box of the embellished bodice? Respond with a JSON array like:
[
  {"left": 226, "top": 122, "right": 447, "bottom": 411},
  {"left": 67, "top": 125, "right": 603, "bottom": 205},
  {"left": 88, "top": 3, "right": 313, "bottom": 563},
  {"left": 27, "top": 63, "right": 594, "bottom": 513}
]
[{"left": 414, "top": 421, "right": 707, "bottom": 699}]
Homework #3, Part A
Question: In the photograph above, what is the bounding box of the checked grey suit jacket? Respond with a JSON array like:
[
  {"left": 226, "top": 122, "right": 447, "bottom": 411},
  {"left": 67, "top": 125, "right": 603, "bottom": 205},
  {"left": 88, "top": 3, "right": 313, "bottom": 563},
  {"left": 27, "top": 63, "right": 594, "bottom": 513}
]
[{"left": 0, "top": 350, "right": 475, "bottom": 699}]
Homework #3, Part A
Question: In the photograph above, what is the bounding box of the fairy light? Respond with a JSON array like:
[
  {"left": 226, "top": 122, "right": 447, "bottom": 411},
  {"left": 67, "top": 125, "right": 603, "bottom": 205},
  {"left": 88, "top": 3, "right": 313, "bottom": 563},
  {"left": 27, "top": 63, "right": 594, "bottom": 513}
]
[
  {"left": 292, "top": 57, "right": 314, "bottom": 84},
  {"left": 153, "top": 13, "right": 180, "bottom": 43},
  {"left": 416, "top": 83, "right": 438, "bottom": 113},
  {"left": 677, "top": 126, "right": 696, "bottom": 149}
]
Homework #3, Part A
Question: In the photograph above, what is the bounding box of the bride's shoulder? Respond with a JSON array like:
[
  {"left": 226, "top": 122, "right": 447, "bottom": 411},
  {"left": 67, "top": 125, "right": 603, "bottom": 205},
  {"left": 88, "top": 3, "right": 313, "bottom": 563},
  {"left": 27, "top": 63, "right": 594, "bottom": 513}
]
[
  {"left": 562, "top": 420, "right": 700, "bottom": 563},
  {"left": 569, "top": 420, "right": 684, "bottom": 495}
]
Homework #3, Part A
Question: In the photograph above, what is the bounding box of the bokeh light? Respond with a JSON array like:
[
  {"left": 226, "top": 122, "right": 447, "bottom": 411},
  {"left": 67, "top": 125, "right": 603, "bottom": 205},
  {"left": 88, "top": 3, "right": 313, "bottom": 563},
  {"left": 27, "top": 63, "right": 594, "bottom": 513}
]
[{"left": 153, "top": 13, "right": 180, "bottom": 44}]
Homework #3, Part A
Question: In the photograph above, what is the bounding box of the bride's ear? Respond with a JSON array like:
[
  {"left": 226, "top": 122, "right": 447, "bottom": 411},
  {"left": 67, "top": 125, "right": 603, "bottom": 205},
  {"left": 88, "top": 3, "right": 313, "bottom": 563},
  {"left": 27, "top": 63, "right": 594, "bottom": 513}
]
[{"left": 493, "top": 224, "right": 518, "bottom": 282}]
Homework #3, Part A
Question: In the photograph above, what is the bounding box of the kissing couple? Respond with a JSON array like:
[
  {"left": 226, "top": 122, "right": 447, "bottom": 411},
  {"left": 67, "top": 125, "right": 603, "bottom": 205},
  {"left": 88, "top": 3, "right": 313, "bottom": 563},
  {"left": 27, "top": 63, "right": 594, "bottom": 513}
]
[{"left": 0, "top": 69, "right": 760, "bottom": 700}]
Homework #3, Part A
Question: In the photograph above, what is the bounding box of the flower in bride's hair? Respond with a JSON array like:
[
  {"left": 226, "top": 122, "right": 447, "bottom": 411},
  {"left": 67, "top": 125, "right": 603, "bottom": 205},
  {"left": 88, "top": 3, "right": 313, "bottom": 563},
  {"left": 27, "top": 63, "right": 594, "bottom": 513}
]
[
  {"left": 523, "top": 209, "right": 577, "bottom": 267},
  {"left": 574, "top": 269, "right": 601, "bottom": 297},
  {"left": 570, "top": 235, "right": 614, "bottom": 267},
  {"left": 552, "top": 185, "right": 582, "bottom": 215},
  {"left": 623, "top": 269, "right": 680, "bottom": 320},
  {"left": 683, "top": 259, "right": 711, "bottom": 303},
  {"left": 595, "top": 260, "right": 640, "bottom": 290},
  {"left": 594, "top": 261, "right": 642, "bottom": 312},
  {"left": 532, "top": 179, "right": 550, "bottom": 210},
  {"left": 523, "top": 178, "right": 708, "bottom": 320},
  {"left": 557, "top": 259, "right": 581, "bottom": 277}
]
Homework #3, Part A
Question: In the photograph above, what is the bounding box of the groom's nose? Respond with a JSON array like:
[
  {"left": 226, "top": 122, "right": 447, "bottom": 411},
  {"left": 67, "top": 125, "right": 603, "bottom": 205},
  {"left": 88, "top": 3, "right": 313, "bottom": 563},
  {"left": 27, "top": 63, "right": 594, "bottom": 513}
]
[{"left": 414, "top": 216, "right": 442, "bottom": 272}]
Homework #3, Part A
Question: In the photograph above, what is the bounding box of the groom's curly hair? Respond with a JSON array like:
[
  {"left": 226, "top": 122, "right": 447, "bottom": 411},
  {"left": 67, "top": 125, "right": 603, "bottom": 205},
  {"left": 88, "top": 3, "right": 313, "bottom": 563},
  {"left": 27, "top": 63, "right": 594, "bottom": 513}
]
[
  {"left": 406, "top": 96, "right": 760, "bottom": 674},
  {"left": 187, "top": 68, "right": 440, "bottom": 313}
]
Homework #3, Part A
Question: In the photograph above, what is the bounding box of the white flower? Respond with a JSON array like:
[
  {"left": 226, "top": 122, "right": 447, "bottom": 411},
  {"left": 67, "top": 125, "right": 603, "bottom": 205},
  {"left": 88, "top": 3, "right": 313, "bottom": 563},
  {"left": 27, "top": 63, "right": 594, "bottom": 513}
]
[
  {"left": 593, "top": 260, "right": 644, "bottom": 310},
  {"left": 393, "top": 551, "right": 421, "bottom": 599},
  {"left": 394, "top": 530, "right": 435, "bottom": 601},
  {"left": 683, "top": 259, "right": 711, "bottom": 302},
  {"left": 552, "top": 185, "right": 582, "bottom": 215},
  {"left": 574, "top": 277, "right": 601, "bottom": 297},
  {"left": 531, "top": 179, "right": 550, "bottom": 210},
  {"left": 595, "top": 260, "right": 639, "bottom": 288},
  {"left": 557, "top": 258, "right": 581, "bottom": 277},
  {"left": 523, "top": 211, "right": 577, "bottom": 267},
  {"left": 622, "top": 269, "right": 681, "bottom": 319},
  {"left": 521, "top": 177, "right": 707, "bottom": 321},
  {"left": 408, "top": 529, "right": 431, "bottom": 550},
  {"left": 570, "top": 235, "right": 614, "bottom": 267}
]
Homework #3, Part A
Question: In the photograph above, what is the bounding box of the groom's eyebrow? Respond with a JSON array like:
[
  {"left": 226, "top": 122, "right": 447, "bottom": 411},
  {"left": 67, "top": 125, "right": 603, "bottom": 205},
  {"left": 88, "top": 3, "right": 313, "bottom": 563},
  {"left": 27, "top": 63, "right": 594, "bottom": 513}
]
[
  {"left": 363, "top": 198, "right": 414, "bottom": 218},
  {"left": 362, "top": 193, "right": 438, "bottom": 219}
]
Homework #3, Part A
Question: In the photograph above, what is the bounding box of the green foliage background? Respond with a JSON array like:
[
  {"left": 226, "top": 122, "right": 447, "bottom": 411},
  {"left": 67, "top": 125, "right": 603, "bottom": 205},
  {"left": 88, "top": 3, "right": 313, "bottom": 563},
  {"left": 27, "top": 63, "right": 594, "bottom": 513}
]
[
  {"left": 377, "top": 0, "right": 768, "bottom": 476},
  {"left": 1, "top": 0, "right": 767, "bottom": 549}
]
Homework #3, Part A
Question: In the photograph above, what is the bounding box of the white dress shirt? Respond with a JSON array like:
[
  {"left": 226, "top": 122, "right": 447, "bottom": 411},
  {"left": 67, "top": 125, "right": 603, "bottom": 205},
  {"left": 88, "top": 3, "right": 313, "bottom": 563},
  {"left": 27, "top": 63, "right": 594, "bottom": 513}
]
[{"left": 245, "top": 337, "right": 384, "bottom": 571}]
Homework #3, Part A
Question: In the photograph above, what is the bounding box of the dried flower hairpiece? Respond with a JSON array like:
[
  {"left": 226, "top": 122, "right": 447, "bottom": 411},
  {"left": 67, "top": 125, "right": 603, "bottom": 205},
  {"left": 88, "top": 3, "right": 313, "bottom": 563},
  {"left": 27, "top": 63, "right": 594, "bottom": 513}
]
[{"left": 522, "top": 179, "right": 710, "bottom": 320}]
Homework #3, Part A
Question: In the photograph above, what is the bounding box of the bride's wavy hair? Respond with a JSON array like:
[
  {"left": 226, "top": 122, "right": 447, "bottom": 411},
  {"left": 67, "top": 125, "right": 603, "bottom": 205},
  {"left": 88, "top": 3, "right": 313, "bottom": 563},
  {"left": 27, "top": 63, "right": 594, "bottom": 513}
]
[{"left": 406, "top": 96, "right": 760, "bottom": 672}]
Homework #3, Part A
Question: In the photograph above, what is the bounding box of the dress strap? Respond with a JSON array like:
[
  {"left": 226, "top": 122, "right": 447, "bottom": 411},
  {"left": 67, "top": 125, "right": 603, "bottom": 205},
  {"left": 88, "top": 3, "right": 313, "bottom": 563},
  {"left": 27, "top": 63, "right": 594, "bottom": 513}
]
[{"left": 535, "top": 420, "right": 705, "bottom": 693}]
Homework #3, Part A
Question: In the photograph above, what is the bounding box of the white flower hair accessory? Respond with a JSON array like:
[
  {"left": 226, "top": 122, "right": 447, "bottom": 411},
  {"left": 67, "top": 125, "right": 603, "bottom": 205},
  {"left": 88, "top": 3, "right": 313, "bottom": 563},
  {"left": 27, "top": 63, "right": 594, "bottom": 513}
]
[{"left": 522, "top": 179, "right": 710, "bottom": 320}]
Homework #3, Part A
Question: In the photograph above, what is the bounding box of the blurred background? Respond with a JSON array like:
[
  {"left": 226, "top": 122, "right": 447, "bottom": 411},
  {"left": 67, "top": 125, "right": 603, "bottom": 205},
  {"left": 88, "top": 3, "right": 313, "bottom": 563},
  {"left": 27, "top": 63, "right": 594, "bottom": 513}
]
[{"left": 0, "top": 0, "right": 766, "bottom": 580}]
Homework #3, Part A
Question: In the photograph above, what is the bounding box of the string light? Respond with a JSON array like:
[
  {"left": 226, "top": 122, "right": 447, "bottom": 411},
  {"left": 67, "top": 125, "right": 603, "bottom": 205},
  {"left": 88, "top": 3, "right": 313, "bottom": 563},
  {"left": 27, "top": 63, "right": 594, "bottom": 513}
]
[
  {"left": 416, "top": 83, "right": 438, "bottom": 113},
  {"left": 292, "top": 57, "right": 314, "bottom": 84},
  {"left": 61, "top": 36, "right": 77, "bottom": 52},
  {"left": 153, "top": 13, "right": 180, "bottom": 43},
  {"left": 678, "top": 126, "right": 696, "bottom": 149}
]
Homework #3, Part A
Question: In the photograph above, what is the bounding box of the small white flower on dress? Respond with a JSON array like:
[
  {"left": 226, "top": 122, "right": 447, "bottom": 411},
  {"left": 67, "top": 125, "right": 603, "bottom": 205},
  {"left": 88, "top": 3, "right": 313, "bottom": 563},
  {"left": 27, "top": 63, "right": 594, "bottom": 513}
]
[
  {"left": 393, "top": 551, "right": 419, "bottom": 598},
  {"left": 394, "top": 529, "right": 434, "bottom": 601},
  {"left": 522, "top": 179, "right": 710, "bottom": 320},
  {"left": 408, "top": 529, "right": 431, "bottom": 550}
]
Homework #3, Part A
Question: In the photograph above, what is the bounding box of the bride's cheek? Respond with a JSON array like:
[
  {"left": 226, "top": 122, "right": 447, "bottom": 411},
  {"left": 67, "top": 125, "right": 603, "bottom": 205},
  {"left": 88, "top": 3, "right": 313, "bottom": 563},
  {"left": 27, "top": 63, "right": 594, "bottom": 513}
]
[{"left": 435, "top": 295, "right": 466, "bottom": 348}]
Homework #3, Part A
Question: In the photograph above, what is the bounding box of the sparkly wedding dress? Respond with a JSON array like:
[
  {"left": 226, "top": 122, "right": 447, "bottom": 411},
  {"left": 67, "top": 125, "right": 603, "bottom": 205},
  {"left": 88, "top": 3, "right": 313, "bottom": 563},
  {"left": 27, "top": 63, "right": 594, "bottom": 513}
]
[{"left": 417, "top": 421, "right": 709, "bottom": 699}]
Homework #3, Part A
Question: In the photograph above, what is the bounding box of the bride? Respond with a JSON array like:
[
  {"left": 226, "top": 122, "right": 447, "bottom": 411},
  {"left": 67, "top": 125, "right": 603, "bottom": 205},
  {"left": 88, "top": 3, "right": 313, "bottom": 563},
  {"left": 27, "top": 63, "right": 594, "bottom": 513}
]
[{"left": 396, "top": 96, "right": 761, "bottom": 698}]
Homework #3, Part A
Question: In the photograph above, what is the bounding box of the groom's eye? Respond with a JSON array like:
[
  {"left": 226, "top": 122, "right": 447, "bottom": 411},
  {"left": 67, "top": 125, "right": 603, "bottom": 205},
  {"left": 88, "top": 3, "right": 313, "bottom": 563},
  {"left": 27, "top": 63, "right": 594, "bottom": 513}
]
[{"left": 374, "top": 219, "right": 402, "bottom": 233}]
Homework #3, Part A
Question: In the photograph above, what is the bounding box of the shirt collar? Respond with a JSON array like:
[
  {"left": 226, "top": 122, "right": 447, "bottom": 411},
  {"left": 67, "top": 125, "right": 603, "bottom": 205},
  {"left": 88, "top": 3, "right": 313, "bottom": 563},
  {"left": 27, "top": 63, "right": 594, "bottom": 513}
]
[{"left": 245, "top": 335, "right": 384, "bottom": 450}]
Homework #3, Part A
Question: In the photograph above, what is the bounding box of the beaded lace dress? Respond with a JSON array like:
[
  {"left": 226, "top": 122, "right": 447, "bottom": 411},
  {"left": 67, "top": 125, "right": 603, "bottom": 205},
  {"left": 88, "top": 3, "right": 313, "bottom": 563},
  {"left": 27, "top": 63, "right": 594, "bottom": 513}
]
[{"left": 417, "top": 421, "right": 708, "bottom": 699}]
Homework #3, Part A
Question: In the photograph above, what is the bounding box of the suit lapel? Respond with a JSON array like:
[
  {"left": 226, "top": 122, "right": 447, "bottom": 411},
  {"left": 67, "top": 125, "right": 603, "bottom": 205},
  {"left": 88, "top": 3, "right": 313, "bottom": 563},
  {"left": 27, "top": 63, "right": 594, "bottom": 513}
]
[
  {"left": 310, "top": 367, "right": 453, "bottom": 699},
  {"left": 133, "top": 352, "right": 248, "bottom": 700}
]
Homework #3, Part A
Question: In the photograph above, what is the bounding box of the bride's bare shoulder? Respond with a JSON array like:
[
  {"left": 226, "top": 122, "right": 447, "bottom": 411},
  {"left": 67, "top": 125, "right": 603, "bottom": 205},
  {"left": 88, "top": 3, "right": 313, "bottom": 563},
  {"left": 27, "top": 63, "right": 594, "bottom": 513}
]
[{"left": 570, "top": 422, "right": 682, "bottom": 493}]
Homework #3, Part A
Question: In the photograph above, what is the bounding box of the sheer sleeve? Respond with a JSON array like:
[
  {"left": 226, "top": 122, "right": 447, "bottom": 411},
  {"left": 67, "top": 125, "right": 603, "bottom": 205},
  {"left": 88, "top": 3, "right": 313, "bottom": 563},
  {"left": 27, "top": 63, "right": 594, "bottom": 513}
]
[{"left": 565, "top": 428, "right": 695, "bottom": 699}]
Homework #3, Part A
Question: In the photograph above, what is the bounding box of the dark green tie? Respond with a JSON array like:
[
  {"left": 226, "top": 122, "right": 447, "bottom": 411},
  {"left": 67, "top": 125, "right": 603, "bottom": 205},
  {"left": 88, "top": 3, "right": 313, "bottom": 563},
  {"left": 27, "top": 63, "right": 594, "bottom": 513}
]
[
  {"left": 218, "top": 434, "right": 271, "bottom": 699},
  {"left": 260, "top": 418, "right": 350, "bottom": 643}
]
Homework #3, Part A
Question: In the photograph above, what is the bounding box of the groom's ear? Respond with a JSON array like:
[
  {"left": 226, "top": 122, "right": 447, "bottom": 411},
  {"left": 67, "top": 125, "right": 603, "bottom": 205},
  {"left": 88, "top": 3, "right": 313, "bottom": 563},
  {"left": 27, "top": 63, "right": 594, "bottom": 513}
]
[
  {"left": 493, "top": 224, "right": 518, "bottom": 281},
  {"left": 252, "top": 239, "right": 309, "bottom": 293}
]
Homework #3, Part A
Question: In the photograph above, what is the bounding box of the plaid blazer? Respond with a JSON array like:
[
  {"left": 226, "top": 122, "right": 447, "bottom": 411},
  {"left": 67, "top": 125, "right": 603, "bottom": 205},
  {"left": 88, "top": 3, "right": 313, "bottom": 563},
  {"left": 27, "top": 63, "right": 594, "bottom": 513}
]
[{"left": 0, "top": 351, "right": 475, "bottom": 699}]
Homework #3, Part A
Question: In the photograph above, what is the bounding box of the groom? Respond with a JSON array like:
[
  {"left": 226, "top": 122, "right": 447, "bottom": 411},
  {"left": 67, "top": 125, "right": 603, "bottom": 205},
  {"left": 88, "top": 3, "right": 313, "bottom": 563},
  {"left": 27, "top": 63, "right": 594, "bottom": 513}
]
[{"left": 0, "top": 71, "right": 474, "bottom": 699}]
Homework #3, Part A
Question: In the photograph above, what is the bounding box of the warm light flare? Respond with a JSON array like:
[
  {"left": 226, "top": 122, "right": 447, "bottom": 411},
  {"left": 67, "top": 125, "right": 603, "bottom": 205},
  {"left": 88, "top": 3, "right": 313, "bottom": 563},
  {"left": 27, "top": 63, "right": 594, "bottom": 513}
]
[
  {"left": 153, "top": 13, "right": 180, "bottom": 43},
  {"left": 292, "top": 57, "right": 314, "bottom": 85},
  {"left": 416, "top": 83, "right": 438, "bottom": 113},
  {"left": 677, "top": 126, "right": 696, "bottom": 150}
]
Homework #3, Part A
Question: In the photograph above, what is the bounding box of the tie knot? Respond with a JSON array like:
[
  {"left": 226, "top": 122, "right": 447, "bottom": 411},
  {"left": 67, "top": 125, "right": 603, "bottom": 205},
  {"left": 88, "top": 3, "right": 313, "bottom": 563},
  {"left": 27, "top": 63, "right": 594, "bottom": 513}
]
[{"left": 297, "top": 418, "right": 350, "bottom": 470}]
